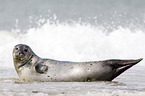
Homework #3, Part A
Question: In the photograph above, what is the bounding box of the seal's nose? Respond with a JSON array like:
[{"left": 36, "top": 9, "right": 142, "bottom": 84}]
[
  {"left": 14, "top": 51, "right": 24, "bottom": 59},
  {"left": 15, "top": 52, "right": 23, "bottom": 56}
]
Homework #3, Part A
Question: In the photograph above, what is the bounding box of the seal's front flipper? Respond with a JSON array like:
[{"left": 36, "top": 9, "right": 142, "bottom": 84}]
[
  {"left": 106, "top": 58, "right": 143, "bottom": 81},
  {"left": 35, "top": 63, "right": 48, "bottom": 74}
]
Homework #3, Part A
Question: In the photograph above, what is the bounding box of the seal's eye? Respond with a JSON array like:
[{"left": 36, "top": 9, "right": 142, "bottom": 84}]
[
  {"left": 15, "top": 48, "right": 18, "bottom": 50},
  {"left": 24, "top": 49, "right": 28, "bottom": 52}
]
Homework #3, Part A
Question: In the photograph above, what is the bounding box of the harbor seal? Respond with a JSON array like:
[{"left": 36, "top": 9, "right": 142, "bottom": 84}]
[{"left": 13, "top": 44, "right": 143, "bottom": 82}]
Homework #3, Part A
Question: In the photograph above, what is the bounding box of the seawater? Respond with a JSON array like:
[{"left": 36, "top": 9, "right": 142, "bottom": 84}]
[{"left": 0, "top": 0, "right": 145, "bottom": 96}]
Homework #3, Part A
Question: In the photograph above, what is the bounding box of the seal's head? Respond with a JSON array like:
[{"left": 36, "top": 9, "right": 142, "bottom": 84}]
[{"left": 13, "top": 44, "right": 34, "bottom": 69}]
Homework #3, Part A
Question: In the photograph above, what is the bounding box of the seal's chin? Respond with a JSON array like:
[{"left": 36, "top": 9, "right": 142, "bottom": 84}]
[{"left": 15, "top": 54, "right": 33, "bottom": 69}]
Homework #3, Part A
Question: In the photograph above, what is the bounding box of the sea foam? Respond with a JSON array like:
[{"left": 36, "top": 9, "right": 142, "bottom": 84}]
[{"left": 0, "top": 21, "right": 144, "bottom": 68}]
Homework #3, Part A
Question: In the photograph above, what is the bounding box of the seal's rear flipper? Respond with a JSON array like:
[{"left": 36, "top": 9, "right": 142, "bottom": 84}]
[{"left": 106, "top": 58, "right": 143, "bottom": 81}]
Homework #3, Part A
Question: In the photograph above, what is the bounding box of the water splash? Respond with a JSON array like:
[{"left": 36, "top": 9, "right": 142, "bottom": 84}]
[{"left": 0, "top": 19, "right": 144, "bottom": 68}]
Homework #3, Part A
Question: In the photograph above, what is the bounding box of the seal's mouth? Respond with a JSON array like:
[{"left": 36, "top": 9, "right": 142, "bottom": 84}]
[{"left": 17, "top": 55, "right": 33, "bottom": 69}]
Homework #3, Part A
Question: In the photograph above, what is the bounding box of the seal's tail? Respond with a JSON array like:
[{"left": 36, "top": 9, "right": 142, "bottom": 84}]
[{"left": 106, "top": 58, "right": 143, "bottom": 81}]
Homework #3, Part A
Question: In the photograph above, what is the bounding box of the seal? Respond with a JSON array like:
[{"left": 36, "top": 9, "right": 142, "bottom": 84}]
[{"left": 13, "top": 44, "right": 143, "bottom": 82}]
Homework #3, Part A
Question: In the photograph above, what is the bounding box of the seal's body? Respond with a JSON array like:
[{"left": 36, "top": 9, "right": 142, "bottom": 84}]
[{"left": 13, "top": 44, "right": 143, "bottom": 82}]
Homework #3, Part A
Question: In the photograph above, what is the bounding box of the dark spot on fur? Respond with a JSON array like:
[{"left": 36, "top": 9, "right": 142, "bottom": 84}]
[
  {"left": 87, "top": 68, "right": 90, "bottom": 70},
  {"left": 86, "top": 78, "right": 92, "bottom": 82},
  {"left": 47, "top": 76, "right": 50, "bottom": 77},
  {"left": 90, "top": 64, "right": 92, "bottom": 65},
  {"left": 71, "top": 67, "right": 73, "bottom": 69}
]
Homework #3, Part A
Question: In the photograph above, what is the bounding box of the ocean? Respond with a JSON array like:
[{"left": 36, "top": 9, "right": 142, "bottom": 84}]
[{"left": 0, "top": 0, "right": 145, "bottom": 96}]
